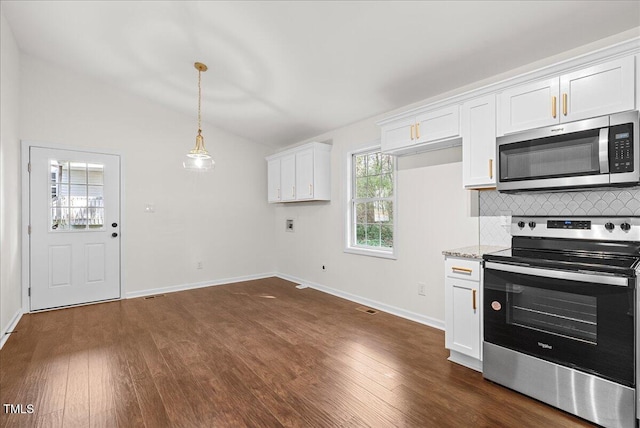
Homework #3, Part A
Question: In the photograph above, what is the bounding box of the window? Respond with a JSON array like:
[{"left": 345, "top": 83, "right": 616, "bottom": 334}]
[
  {"left": 346, "top": 147, "right": 396, "bottom": 258},
  {"left": 50, "top": 160, "right": 105, "bottom": 231}
]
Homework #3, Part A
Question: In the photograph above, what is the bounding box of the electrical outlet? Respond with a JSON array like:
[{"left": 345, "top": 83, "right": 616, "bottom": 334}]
[
  {"left": 196, "top": 261, "right": 203, "bottom": 270},
  {"left": 418, "top": 282, "right": 426, "bottom": 296},
  {"left": 286, "top": 219, "right": 295, "bottom": 232}
]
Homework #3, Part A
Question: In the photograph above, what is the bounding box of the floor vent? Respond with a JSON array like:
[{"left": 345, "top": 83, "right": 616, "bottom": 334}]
[
  {"left": 356, "top": 306, "right": 378, "bottom": 315},
  {"left": 144, "top": 294, "right": 166, "bottom": 300}
]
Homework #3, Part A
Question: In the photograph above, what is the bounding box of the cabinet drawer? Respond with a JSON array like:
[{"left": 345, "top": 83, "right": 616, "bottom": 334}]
[{"left": 445, "top": 258, "right": 480, "bottom": 281}]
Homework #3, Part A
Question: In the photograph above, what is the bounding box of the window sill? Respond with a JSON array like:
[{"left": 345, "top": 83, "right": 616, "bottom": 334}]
[{"left": 344, "top": 247, "right": 397, "bottom": 260}]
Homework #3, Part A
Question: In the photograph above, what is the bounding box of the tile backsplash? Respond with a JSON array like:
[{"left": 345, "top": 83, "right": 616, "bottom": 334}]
[{"left": 479, "top": 187, "right": 640, "bottom": 247}]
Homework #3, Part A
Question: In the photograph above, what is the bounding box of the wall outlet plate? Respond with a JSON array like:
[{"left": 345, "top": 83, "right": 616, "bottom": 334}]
[
  {"left": 286, "top": 219, "right": 294, "bottom": 232},
  {"left": 418, "top": 282, "right": 426, "bottom": 296}
]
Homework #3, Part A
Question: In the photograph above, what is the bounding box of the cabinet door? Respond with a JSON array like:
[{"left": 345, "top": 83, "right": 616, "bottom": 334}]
[
  {"left": 381, "top": 117, "right": 417, "bottom": 153},
  {"left": 445, "top": 276, "right": 480, "bottom": 359},
  {"left": 280, "top": 154, "right": 296, "bottom": 201},
  {"left": 295, "top": 149, "right": 314, "bottom": 200},
  {"left": 560, "top": 56, "right": 635, "bottom": 123},
  {"left": 462, "top": 94, "right": 496, "bottom": 188},
  {"left": 637, "top": 55, "right": 640, "bottom": 112},
  {"left": 498, "top": 77, "right": 559, "bottom": 135},
  {"left": 267, "top": 159, "right": 281, "bottom": 202},
  {"left": 415, "top": 105, "right": 460, "bottom": 143}
]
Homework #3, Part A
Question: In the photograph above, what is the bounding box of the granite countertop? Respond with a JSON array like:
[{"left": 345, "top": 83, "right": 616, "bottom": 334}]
[{"left": 442, "top": 245, "right": 509, "bottom": 260}]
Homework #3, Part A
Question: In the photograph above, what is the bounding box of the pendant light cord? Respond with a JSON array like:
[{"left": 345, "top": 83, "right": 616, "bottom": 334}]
[{"left": 197, "top": 68, "right": 202, "bottom": 133}]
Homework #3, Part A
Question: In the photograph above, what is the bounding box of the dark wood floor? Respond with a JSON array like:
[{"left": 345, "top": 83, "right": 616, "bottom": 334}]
[{"left": 1, "top": 277, "right": 593, "bottom": 427}]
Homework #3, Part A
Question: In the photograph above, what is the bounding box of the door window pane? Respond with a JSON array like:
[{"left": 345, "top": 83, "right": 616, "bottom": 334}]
[
  {"left": 88, "top": 164, "right": 104, "bottom": 185},
  {"left": 49, "top": 160, "right": 105, "bottom": 231},
  {"left": 69, "top": 162, "right": 87, "bottom": 184}
]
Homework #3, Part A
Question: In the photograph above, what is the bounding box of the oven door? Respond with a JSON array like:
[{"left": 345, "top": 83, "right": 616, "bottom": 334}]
[{"left": 483, "top": 262, "right": 635, "bottom": 387}]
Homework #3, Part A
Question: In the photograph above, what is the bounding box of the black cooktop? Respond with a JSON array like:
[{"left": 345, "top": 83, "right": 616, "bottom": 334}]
[{"left": 484, "top": 237, "right": 640, "bottom": 276}]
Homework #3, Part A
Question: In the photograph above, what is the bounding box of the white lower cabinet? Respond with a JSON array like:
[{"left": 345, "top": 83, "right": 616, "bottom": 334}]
[{"left": 444, "top": 256, "right": 482, "bottom": 371}]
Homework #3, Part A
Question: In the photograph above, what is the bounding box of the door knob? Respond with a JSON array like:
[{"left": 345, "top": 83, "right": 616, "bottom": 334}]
[
  {"left": 112, "top": 222, "right": 118, "bottom": 228},
  {"left": 112, "top": 232, "right": 118, "bottom": 238}
]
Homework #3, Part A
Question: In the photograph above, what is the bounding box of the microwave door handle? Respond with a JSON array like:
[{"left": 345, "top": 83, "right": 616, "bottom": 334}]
[
  {"left": 599, "top": 128, "right": 609, "bottom": 174},
  {"left": 484, "top": 262, "right": 628, "bottom": 287}
]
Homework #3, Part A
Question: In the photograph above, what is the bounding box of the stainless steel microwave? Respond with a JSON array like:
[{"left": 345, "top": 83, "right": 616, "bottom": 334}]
[{"left": 497, "top": 110, "right": 639, "bottom": 192}]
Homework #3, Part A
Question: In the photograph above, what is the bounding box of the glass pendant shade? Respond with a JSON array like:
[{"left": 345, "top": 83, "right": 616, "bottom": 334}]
[{"left": 183, "top": 129, "right": 214, "bottom": 170}]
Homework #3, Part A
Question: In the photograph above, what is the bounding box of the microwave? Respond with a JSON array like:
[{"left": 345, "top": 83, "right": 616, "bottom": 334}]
[{"left": 496, "top": 110, "right": 639, "bottom": 192}]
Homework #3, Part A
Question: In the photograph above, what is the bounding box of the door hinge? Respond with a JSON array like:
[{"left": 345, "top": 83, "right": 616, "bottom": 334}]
[
  {"left": 28, "top": 225, "right": 31, "bottom": 235},
  {"left": 28, "top": 162, "right": 31, "bottom": 173},
  {"left": 28, "top": 288, "right": 31, "bottom": 297}
]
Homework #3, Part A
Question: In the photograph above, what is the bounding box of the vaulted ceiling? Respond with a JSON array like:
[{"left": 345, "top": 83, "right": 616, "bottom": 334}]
[{"left": 3, "top": 1, "right": 640, "bottom": 147}]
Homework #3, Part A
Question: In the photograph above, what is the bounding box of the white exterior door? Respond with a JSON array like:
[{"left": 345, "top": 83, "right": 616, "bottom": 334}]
[{"left": 29, "top": 147, "right": 121, "bottom": 311}]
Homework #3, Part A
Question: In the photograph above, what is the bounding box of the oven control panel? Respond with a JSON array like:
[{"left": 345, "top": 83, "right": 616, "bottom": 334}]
[
  {"left": 609, "top": 123, "right": 634, "bottom": 173},
  {"left": 512, "top": 217, "right": 640, "bottom": 241},
  {"left": 547, "top": 220, "right": 591, "bottom": 230}
]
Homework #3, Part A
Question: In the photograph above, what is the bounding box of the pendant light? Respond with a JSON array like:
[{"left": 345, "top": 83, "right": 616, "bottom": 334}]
[{"left": 183, "top": 62, "right": 214, "bottom": 171}]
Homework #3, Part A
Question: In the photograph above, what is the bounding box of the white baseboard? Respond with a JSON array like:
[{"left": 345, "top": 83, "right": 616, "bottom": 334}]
[
  {"left": 448, "top": 350, "right": 482, "bottom": 372},
  {"left": 276, "top": 273, "right": 445, "bottom": 331},
  {"left": 125, "top": 272, "right": 278, "bottom": 299},
  {"left": 0, "top": 309, "right": 23, "bottom": 350}
]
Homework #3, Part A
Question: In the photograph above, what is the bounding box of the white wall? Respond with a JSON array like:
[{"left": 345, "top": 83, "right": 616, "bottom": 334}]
[
  {"left": 1, "top": 9, "right": 23, "bottom": 339},
  {"left": 274, "top": 118, "right": 479, "bottom": 326},
  {"left": 19, "top": 54, "right": 276, "bottom": 297}
]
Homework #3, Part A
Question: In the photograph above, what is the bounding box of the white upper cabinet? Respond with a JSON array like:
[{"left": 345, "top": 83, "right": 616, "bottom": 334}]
[
  {"left": 380, "top": 117, "right": 417, "bottom": 154},
  {"left": 280, "top": 154, "right": 296, "bottom": 202},
  {"left": 266, "top": 142, "right": 331, "bottom": 203},
  {"left": 379, "top": 105, "right": 461, "bottom": 156},
  {"left": 637, "top": 54, "right": 640, "bottom": 111},
  {"left": 462, "top": 94, "right": 496, "bottom": 189},
  {"left": 498, "top": 78, "right": 559, "bottom": 135},
  {"left": 415, "top": 105, "right": 460, "bottom": 143},
  {"left": 267, "top": 158, "right": 282, "bottom": 202},
  {"left": 499, "top": 56, "right": 635, "bottom": 135},
  {"left": 295, "top": 149, "right": 315, "bottom": 201},
  {"left": 561, "top": 56, "right": 635, "bottom": 122}
]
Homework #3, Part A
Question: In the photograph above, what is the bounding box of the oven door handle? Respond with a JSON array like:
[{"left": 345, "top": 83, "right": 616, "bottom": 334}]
[{"left": 484, "top": 262, "right": 629, "bottom": 287}]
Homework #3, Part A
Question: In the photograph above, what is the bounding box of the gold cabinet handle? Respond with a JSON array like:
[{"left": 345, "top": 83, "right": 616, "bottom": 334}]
[
  {"left": 416, "top": 122, "right": 420, "bottom": 139},
  {"left": 410, "top": 124, "right": 415, "bottom": 140},
  {"left": 472, "top": 289, "right": 477, "bottom": 311},
  {"left": 552, "top": 96, "right": 557, "bottom": 118},
  {"left": 489, "top": 159, "right": 493, "bottom": 179},
  {"left": 452, "top": 266, "right": 473, "bottom": 273},
  {"left": 562, "top": 93, "right": 567, "bottom": 116}
]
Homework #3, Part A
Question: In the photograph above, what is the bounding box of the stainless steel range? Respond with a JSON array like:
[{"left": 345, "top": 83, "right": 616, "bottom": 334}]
[{"left": 483, "top": 216, "right": 639, "bottom": 428}]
